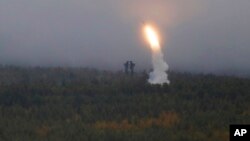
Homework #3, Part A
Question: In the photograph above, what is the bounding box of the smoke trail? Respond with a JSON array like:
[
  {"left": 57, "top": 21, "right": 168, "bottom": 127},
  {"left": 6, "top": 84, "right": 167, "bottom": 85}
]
[
  {"left": 143, "top": 24, "right": 170, "bottom": 85},
  {"left": 148, "top": 48, "right": 170, "bottom": 85}
]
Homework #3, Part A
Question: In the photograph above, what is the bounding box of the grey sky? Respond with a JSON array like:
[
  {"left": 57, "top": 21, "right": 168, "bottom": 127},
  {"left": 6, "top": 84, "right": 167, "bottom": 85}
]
[{"left": 0, "top": 0, "right": 250, "bottom": 75}]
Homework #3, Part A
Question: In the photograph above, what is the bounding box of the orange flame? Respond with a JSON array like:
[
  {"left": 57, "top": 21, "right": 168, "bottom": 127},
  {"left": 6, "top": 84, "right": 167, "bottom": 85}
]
[{"left": 143, "top": 24, "right": 161, "bottom": 51}]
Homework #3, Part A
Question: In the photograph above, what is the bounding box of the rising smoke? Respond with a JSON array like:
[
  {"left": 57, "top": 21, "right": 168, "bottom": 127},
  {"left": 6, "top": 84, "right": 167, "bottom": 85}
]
[
  {"left": 148, "top": 49, "right": 170, "bottom": 85},
  {"left": 144, "top": 24, "right": 170, "bottom": 85}
]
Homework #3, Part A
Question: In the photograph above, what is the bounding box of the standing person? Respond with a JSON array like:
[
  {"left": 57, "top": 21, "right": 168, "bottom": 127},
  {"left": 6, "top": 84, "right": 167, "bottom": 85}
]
[
  {"left": 129, "top": 61, "right": 135, "bottom": 76},
  {"left": 124, "top": 61, "right": 129, "bottom": 74}
]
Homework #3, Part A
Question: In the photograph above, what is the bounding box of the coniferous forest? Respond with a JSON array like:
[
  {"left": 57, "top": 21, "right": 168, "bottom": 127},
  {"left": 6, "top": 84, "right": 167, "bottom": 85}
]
[{"left": 0, "top": 66, "right": 249, "bottom": 141}]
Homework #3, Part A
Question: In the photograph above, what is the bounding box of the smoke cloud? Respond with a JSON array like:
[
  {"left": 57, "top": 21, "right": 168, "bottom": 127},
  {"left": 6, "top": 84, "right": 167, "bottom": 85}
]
[
  {"left": 144, "top": 24, "right": 170, "bottom": 85},
  {"left": 149, "top": 50, "right": 170, "bottom": 85}
]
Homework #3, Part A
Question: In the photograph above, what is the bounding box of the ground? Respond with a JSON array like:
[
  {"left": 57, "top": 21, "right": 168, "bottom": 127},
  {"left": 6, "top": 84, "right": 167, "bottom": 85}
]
[{"left": 0, "top": 66, "right": 249, "bottom": 141}]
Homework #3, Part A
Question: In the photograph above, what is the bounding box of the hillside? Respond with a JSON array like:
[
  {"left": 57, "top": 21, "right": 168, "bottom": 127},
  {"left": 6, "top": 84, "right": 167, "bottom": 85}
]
[{"left": 0, "top": 66, "right": 249, "bottom": 141}]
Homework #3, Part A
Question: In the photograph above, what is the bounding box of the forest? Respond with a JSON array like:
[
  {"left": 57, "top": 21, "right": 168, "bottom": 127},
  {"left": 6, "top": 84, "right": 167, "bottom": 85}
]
[{"left": 0, "top": 65, "right": 249, "bottom": 141}]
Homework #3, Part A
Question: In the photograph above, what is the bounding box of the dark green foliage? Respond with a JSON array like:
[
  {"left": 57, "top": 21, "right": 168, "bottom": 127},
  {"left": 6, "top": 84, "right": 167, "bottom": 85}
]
[{"left": 0, "top": 66, "right": 249, "bottom": 141}]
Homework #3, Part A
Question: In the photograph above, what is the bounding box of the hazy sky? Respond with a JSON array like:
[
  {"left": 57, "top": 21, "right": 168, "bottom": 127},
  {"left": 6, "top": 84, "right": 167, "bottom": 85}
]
[{"left": 0, "top": 0, "right": 250, "bottom": 75}]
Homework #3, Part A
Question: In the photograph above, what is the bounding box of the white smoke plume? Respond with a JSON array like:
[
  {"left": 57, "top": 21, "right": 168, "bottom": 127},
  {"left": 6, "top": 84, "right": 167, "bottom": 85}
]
[
  {"left": 143, "top": 24, "right": 170, "bottom": 85},
  {"left": 148, "top": 47, "right": 170, "bottom": 85}
]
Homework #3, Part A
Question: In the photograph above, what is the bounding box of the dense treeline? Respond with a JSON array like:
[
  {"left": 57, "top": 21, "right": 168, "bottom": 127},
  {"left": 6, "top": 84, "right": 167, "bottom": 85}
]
[{"left": 0, "top": 66, "right": 249, "bottom": 141}]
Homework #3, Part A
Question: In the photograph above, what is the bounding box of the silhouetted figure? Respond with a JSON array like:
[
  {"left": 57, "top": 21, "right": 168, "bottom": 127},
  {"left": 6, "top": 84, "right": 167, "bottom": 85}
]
[
  {"left": 129, "top": 61, "right": 135, "bottom": 76},
  {"left": 124, "top": 61, "right": 129, "bottom": 74}
]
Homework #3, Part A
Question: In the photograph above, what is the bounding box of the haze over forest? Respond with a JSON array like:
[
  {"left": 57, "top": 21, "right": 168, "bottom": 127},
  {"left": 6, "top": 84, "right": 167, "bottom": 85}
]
[{"left": 0, "top": 0, "right": 250, "bottom": 76}]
